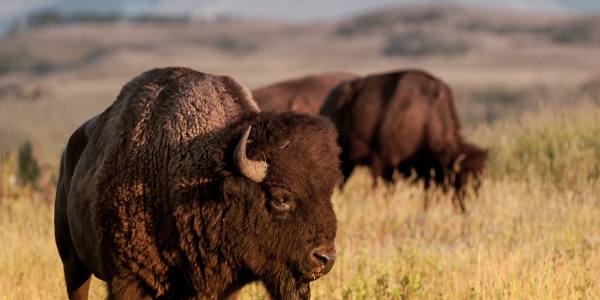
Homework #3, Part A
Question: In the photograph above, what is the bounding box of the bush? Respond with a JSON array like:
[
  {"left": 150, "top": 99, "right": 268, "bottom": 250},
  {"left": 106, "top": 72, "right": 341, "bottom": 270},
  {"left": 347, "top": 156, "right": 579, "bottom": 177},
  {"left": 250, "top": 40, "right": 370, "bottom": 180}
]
[
  {"left": 194, "top": 36, "right": 258, "bottom": 55},
  {"left": 480, "top": 102, "right": 600, "bottom": 189},
  {"left": 334, "top": 14, "right": 393, "bottom": 37},
  {"left": 212, "top": 36, "right": 256, "bottom": 52},
  {"left": 17, "top": 141, "right": 40, "bottom": 187},
  {"left": 550, "top": 19, "right": 597, "bottom": 44},
  {"left": 0, "top": 49, "right": 56, "bottom": 75},
  {"left": 383, "top": 31, "right": 469, "bottom": 57},
  {"left": 27, "top": 9, "right": 122, "bottom": 27}
]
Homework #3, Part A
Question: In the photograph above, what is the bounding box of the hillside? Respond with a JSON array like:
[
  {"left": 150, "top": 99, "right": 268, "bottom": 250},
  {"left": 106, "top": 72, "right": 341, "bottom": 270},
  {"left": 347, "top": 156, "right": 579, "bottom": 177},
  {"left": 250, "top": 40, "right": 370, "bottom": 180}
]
[{"left": 0, "top": 4, "right": 599, "bottom": 166}]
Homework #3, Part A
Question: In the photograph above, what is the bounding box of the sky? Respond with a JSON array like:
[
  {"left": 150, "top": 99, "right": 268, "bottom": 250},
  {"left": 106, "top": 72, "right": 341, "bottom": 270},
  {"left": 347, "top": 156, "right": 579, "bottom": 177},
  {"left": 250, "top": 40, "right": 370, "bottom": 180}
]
[{"left": 1, "top": 0, "right": 599, "bottom": 37}]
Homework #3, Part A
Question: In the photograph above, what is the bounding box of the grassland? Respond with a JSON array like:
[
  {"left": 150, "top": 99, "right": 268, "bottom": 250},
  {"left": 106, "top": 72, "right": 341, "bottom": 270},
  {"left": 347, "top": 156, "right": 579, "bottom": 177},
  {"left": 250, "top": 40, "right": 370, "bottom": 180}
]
[
  {"left": 1, "top": 4, "right": 600, "bottom": 299},
  {"left": 1, "top": 100, "right": 599, "bottom": 299}
]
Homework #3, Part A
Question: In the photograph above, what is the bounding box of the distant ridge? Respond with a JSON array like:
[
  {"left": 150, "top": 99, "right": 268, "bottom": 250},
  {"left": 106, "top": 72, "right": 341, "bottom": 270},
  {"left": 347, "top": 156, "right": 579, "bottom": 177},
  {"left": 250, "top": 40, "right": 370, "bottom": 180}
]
[{"left": 2, "top": 0, "right": 600, "bottom": 37}]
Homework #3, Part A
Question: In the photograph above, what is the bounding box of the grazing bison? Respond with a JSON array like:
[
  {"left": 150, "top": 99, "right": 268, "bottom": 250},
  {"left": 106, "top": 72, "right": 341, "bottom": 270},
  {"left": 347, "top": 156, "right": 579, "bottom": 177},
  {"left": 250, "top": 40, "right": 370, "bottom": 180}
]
[
  {"left": 54, "top": 67, "right": 342, "bottom": 300},
  {"left": 320, "top": 69, "right": 487, "bottom": 211},
  {"left": 251, "top": 72, "right": 358, "bottom": 115}
]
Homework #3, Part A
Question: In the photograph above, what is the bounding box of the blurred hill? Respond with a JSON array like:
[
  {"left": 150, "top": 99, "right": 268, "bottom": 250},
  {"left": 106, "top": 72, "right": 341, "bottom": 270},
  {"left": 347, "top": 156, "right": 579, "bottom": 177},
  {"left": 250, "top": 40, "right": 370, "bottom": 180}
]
[
  {"left": 0, "top": 4, "right": 599, "bottom": 167},
  {"left": 3, "top": 0, "right": 600, "bottom": 38}
]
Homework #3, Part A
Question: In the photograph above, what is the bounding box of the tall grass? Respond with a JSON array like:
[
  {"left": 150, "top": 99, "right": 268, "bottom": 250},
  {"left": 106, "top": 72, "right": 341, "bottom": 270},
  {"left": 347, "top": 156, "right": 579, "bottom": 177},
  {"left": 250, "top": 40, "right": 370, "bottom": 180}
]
[
  {"left": 480, "top": 102, "right": 600, "bottom": 189},
  {"left": 1, "top": 102, "right": 599, "bottom": 299}
]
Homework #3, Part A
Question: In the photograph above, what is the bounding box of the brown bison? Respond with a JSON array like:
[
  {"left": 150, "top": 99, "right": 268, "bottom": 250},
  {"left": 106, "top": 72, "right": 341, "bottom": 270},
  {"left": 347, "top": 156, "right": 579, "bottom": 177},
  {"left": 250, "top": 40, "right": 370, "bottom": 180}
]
[
  {"left": 251, "top": 72, "right": 359, "bottom": 115},
  {"left": 54, "top": 67, "right": 342, "bottom": 299},
  {"left": 320, "top": 69, "right": 487, "bottom": 211}
]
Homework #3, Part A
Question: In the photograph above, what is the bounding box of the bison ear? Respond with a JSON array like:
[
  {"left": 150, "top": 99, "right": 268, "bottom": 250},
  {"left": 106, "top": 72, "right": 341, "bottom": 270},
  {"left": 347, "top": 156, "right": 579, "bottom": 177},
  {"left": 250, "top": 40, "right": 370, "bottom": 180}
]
[{"left": 234, "top": 126, "right": 268, "bottom": 182}]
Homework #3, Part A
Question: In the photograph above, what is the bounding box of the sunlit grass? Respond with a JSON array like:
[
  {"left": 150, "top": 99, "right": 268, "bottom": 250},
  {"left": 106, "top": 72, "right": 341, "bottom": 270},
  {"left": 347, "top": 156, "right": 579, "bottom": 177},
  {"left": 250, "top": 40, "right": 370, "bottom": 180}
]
[{"left": 1, "top": 102, "right": 599, "bottom": 299}]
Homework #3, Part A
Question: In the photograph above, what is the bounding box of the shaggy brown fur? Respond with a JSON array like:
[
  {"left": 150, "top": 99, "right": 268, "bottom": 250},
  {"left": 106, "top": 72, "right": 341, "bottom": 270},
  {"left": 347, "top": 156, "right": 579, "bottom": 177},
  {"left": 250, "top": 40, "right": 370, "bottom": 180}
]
[
  {"left": 54, "top": 67, "right": 342, "bottom": 300},
  {"left": 320, "top": 69, "right": 487, "bottom": 211},
  {"left": 251, "top": 72, "right": 359, "bottom": 115}
]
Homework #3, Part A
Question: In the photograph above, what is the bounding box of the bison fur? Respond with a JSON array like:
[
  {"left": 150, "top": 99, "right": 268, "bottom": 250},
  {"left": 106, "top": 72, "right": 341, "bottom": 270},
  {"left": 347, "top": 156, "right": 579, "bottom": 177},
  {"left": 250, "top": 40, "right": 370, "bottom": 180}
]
[
  {"left": 54, "top": 67, "right": 342, "bottom": 300},
  {"left": 320, "top": 69, "right": 487, "bottom": 211},
  {"left": 251, "top": 72, "right": 358, "bottom": 115}
]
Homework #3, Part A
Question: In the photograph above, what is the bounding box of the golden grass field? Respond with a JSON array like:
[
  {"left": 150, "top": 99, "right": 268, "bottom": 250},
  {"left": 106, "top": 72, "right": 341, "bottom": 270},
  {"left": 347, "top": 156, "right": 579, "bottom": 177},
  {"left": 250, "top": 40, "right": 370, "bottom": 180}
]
[
  {"left": 1, "top": 4, "right": 600, "bottom": 299},
  {"left": 1, "top": 102, "right": 599, "bottom": 299}
]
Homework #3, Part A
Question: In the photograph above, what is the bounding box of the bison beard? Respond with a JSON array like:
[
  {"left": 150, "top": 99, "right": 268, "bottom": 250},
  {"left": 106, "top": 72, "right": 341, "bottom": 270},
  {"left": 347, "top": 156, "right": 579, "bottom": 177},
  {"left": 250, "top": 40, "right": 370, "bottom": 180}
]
[
  {"left": 265, "top": 279, "right": 310, "bottom": 300},
  {"left": 54, "top": 67, "right": 342, "bottom": 300}
]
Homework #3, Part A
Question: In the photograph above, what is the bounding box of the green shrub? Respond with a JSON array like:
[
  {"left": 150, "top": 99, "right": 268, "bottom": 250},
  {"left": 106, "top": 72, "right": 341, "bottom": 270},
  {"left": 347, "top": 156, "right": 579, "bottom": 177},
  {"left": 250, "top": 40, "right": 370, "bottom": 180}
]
[
  {"left": 0, "top": 49, "right": 56, "bottom": 74},
  {"left": 479, "top": 102, "right": 600, "bottom": 190},
  {"left": 550, "top": 19, "right": 597, "bottom": 44},
  {"left": 383, "top": 31, "right": 468, "bottom": 57},
  {"left": 472, "top": 87, "right": 522, "bottom": 106},
  {"left": 17, "top": 141, "right": 39, "bottom": 187},
  {"left": 209, "top": 36, "right": 258, "bottom": 54}
]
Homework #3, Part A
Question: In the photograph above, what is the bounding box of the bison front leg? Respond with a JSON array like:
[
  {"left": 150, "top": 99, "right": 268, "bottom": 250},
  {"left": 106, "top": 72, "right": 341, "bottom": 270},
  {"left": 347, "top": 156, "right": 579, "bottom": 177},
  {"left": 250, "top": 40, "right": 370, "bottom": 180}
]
[
  {"left": 453, "top": 188, "right": 467, "bottom": 213},
  {"left": 55, "top": 176, "right": 93, "bottom": 300},
  {"left": 56, "top": 224, "right": 93, "bottom": 300},
  {"left": 368, "top": 154, "right": 395, "bottom": 189},
  {"left": 67, "top": 278, "right": 91, "bottom": 300},
  {"left": 339, "top": 149, "right": 356, "bottom": 187}
]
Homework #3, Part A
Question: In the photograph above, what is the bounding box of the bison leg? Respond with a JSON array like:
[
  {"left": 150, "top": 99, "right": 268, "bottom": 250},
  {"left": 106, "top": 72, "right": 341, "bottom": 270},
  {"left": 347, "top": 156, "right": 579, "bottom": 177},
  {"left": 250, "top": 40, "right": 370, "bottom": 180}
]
[
  {"left": 453, "top": 188, "right": 467, "bottom": 213},
  {"left": 67, "top": 277, "right": 91, "bottom": 300},
  {"left": 55, "top": 234, "right": 92, "bottom": 299},
  {"left": 55, "top": 178, "right": 92, "bottom": 299},
  {"left": 368, "top": 154, "right": 395, "bottom": 189},
  {"left": 56, "top": 240, "right": 92, "bottom": 299},
  {"left": 55, "top": 228, "right": 92, "bottom": 298},
  {"left": 339, "top": 150, "right": 356, "bottom": 187}
]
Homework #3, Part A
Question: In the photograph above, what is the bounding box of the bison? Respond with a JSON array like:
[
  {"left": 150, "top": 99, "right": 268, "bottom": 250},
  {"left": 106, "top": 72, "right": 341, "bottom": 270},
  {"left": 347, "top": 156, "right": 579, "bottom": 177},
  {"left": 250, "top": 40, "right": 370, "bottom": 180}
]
[
  {"left": 320, "top": 69, "right": 487, "bottom": 211},
  {"left": 54, "top": 67, "right": 342, "bottom": 300},
  {"left": 251, "top": 72, "right": 358, "bottom": 115}
]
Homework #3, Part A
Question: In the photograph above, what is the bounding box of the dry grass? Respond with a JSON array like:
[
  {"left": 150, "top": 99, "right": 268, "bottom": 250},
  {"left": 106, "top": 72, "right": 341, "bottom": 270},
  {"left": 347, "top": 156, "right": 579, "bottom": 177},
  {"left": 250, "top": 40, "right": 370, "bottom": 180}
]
[{"left": 1, "top": 101, "right": 599, "bottom": 299}]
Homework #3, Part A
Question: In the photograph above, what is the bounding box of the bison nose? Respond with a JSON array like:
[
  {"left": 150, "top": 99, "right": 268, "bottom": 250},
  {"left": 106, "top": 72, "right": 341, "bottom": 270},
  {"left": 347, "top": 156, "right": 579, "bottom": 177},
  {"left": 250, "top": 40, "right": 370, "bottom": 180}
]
[{"left": 310, "top": 247, "right": 336, "bottom": 275}]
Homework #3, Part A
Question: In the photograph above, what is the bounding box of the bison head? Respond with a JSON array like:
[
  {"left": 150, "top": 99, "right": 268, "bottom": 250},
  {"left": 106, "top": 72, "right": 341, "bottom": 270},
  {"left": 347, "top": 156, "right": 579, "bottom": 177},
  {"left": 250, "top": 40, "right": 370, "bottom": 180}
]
[
  {"left": 221, "top": 112, "right": 342, "bottom": 299},
  {"left": 450, "top": 141, "right": 489, "bottom": 210}
]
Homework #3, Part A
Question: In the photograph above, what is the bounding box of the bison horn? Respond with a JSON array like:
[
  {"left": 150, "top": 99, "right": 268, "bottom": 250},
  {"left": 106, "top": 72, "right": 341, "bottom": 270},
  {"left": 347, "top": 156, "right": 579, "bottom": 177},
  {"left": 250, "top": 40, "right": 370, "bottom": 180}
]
[
  {"left": 234, "top": 126, "right": 268, "bottom": 182},
  {"left": 453, "top": 154, "right": 466, "bottom": 173}
]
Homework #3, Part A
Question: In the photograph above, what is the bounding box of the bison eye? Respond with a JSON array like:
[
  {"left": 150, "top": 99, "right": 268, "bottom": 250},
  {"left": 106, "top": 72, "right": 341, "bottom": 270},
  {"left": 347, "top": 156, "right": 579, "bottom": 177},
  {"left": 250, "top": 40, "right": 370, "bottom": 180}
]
[
  {"left": 267, "top": 187, "right": 296, "bottom": 217},
  {"left": 269, "top": 197, "right": 291, "bottom": 212}
]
